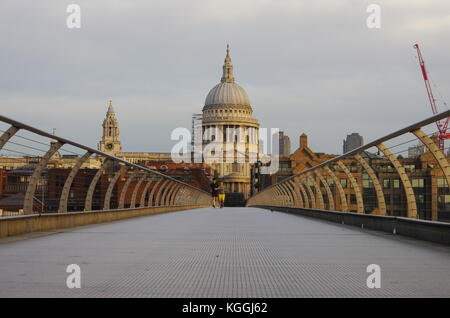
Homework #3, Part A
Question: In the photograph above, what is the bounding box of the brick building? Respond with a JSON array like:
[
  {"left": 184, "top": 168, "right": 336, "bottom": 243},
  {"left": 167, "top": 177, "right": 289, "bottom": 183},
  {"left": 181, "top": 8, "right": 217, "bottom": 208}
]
[{"left": 260, "top": 132, "right": 450, "bottom": 222}]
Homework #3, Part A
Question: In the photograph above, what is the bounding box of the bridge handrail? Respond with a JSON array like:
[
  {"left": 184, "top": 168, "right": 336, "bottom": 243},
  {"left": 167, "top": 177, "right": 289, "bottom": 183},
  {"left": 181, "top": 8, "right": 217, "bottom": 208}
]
[
  {"left": 248, "top": 110, "right": 450, "bottom": 221},
  {"left": 272, "top": 110, "right": 450, "bottom": 188},
  {"left": 0, "top": 114, "right": 211, "bottom": 215},
  {"left": 0, "top": 114, "right": 209, "bottom": 195}
]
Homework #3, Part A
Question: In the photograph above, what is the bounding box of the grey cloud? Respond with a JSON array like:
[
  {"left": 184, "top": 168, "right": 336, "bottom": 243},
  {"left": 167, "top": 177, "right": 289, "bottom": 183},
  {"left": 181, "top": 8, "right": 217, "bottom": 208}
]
[{"left": 0, "top": 0, "right": 449, "bottom": 154}]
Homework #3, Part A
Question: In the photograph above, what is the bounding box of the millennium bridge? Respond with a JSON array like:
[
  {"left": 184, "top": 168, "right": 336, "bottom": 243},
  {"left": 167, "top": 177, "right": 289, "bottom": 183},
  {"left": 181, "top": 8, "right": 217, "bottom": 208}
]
[{"left": 0, "top": 112, "right": 450, "bottom": 297}]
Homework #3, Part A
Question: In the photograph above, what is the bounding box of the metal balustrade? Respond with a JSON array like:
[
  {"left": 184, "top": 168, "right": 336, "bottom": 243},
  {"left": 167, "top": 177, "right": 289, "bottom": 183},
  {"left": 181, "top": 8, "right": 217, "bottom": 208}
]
[
  {"left": 0, "top": 114, "right": 211, "bottom": 215},
  {"left": 247, "top": 110, "right": 450, "bottom": 222}
]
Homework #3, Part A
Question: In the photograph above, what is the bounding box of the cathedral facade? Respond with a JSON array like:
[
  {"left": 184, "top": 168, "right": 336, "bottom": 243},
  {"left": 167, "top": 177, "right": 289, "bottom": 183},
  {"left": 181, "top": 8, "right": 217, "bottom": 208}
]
[{"left": 201, "top": 46, "right": 259, "bottom": 198}]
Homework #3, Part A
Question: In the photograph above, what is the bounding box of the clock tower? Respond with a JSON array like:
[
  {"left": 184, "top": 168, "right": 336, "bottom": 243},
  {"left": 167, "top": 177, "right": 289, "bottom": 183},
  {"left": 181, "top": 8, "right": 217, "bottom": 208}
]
[{"left": 98, "top": 100, "right": 122, "bottom": 155}]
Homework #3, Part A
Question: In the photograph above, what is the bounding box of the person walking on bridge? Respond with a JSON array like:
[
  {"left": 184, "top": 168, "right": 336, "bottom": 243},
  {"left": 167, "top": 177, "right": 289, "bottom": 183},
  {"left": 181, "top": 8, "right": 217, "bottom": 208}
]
[
  {"left": 218, "top": 183, "right": 225, "bottom": 208},
  {"left": 210, "top": 178, "right": 219, "bottom": 208}
]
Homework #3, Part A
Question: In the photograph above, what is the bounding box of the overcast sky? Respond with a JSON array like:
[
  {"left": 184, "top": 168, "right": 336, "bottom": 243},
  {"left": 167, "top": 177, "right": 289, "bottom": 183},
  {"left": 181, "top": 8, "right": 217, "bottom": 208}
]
[{"left": 1, "top": 0, "right": 449, "bottom": 155}]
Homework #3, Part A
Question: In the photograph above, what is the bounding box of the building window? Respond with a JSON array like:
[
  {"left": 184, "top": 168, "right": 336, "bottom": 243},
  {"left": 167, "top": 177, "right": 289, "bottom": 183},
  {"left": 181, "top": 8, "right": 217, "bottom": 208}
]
[
  {"left": 393, "top": 195, "right": 401, "bottom": 205},
  {"left": 393, "top": 179, "right": 400, "bottom": 188},
  {"left": 363, "top": 179, "right": 373, "bottom": 188},
  {"left": 340, "top": 178, "right": 347, "bottom": 188},
  {"left": 383, "top": 179, "right": 390, "bottom": 189},
  {"left": 412, "top": 178, "right": 424, "bottom": 188},
  {"left": 437, "top": 178, "right": 448, "bottom": 188},
  {"left": 438, "top": 194, "right": 450, "bottom": 204},
  {"left": 350, "top": 194, "right": 357, "bottom": 205},
  {"left": 404, "top": 164, "right": 415, "bottom": 172}
]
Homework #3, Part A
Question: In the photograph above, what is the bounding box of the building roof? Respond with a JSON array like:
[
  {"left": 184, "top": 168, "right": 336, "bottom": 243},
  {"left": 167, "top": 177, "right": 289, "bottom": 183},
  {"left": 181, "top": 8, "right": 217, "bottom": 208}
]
[
  {"left": 107, "top": 100, "right": 115, "bottom": 113},
  {"left": 204, "top": 46, "right": 251, "bottom": 108},
  {"left": 7, "top": 164, "right": 47, "bottom": 175},
  {"left": 205, "top": 82, "right": 251, "bottom": 108}
]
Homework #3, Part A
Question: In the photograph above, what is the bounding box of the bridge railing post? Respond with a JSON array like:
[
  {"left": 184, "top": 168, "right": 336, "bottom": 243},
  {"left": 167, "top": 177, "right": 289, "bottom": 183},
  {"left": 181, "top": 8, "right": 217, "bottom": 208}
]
[
  {"left": 118, "top": 169, "right": 138, "bottom": 209},
  {"left": 315, "top": 169, "right": 334, "bottom": 211},
  {"left": 24, "top": 141, "right": 65, "bottom": 214},
  {"left": 354, "top": 153, "right": 387, "bottom": 216},
  {"left": 301, "top": 177, "right": 316, "bottom": 209},
  {"left": 130, "top": 173, "right": 147, "bottom": 209},
  {"left": 308, "top": 173, "right": 324, "bottom": 210},
  {"left": 58, "top": 151, "right": 92, "bottom": 213},
  {"left": 337, "top": 160, "right": 364, "bottom": 213},
  {"left": 376, "top": 143, "right": 418, "bottom": 219},
  {"left": 103, "top": 165, "right": 124, "bottom": 211}
]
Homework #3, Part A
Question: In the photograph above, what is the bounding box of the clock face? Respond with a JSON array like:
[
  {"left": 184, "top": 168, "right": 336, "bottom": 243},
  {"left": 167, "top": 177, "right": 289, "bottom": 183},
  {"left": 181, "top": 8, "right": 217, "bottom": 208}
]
[{"left": 106, "top": 143, "right": 114, "bottom": 150}]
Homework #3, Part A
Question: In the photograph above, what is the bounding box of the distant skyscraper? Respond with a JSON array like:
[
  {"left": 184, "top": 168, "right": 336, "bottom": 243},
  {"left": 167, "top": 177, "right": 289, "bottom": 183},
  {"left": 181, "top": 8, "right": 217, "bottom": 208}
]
[
  {"left": 279, "top": 131, "right": 291, "bottom": 157},
  {"left": 191, "top": 113, "right": 203, "bottom": 146},
  {"left": 343, "top": 133, "right": 363, "bottom": 154}
]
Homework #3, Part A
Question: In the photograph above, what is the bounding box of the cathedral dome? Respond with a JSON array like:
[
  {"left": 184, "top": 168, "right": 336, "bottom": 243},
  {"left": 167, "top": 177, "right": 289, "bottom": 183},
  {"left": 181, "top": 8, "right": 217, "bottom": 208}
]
[
  {"left": 203, "top": 45, "right": 251, "bottom": 109},
  {"left": 204, "top": 82, "right": 250, "bottom": 107}
]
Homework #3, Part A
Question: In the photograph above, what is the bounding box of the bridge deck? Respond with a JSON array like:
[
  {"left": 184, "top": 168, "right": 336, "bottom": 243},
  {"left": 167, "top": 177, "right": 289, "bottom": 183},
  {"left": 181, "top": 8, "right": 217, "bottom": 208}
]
[{"left": 1, "top": 207, "right": 449, "bottom": 297}]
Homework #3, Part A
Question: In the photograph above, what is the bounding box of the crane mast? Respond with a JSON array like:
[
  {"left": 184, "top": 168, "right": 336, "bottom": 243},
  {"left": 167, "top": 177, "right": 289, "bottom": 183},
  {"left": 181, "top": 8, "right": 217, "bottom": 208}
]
[{"left": 413, "top": 43, "right": 449, "bottom": 152}]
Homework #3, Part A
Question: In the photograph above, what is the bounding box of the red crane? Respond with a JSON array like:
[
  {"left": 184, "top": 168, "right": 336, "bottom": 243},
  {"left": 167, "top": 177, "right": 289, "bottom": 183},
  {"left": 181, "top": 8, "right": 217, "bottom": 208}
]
[{"left": 413, "top": 43, "right": 450, "bottom": 152}]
